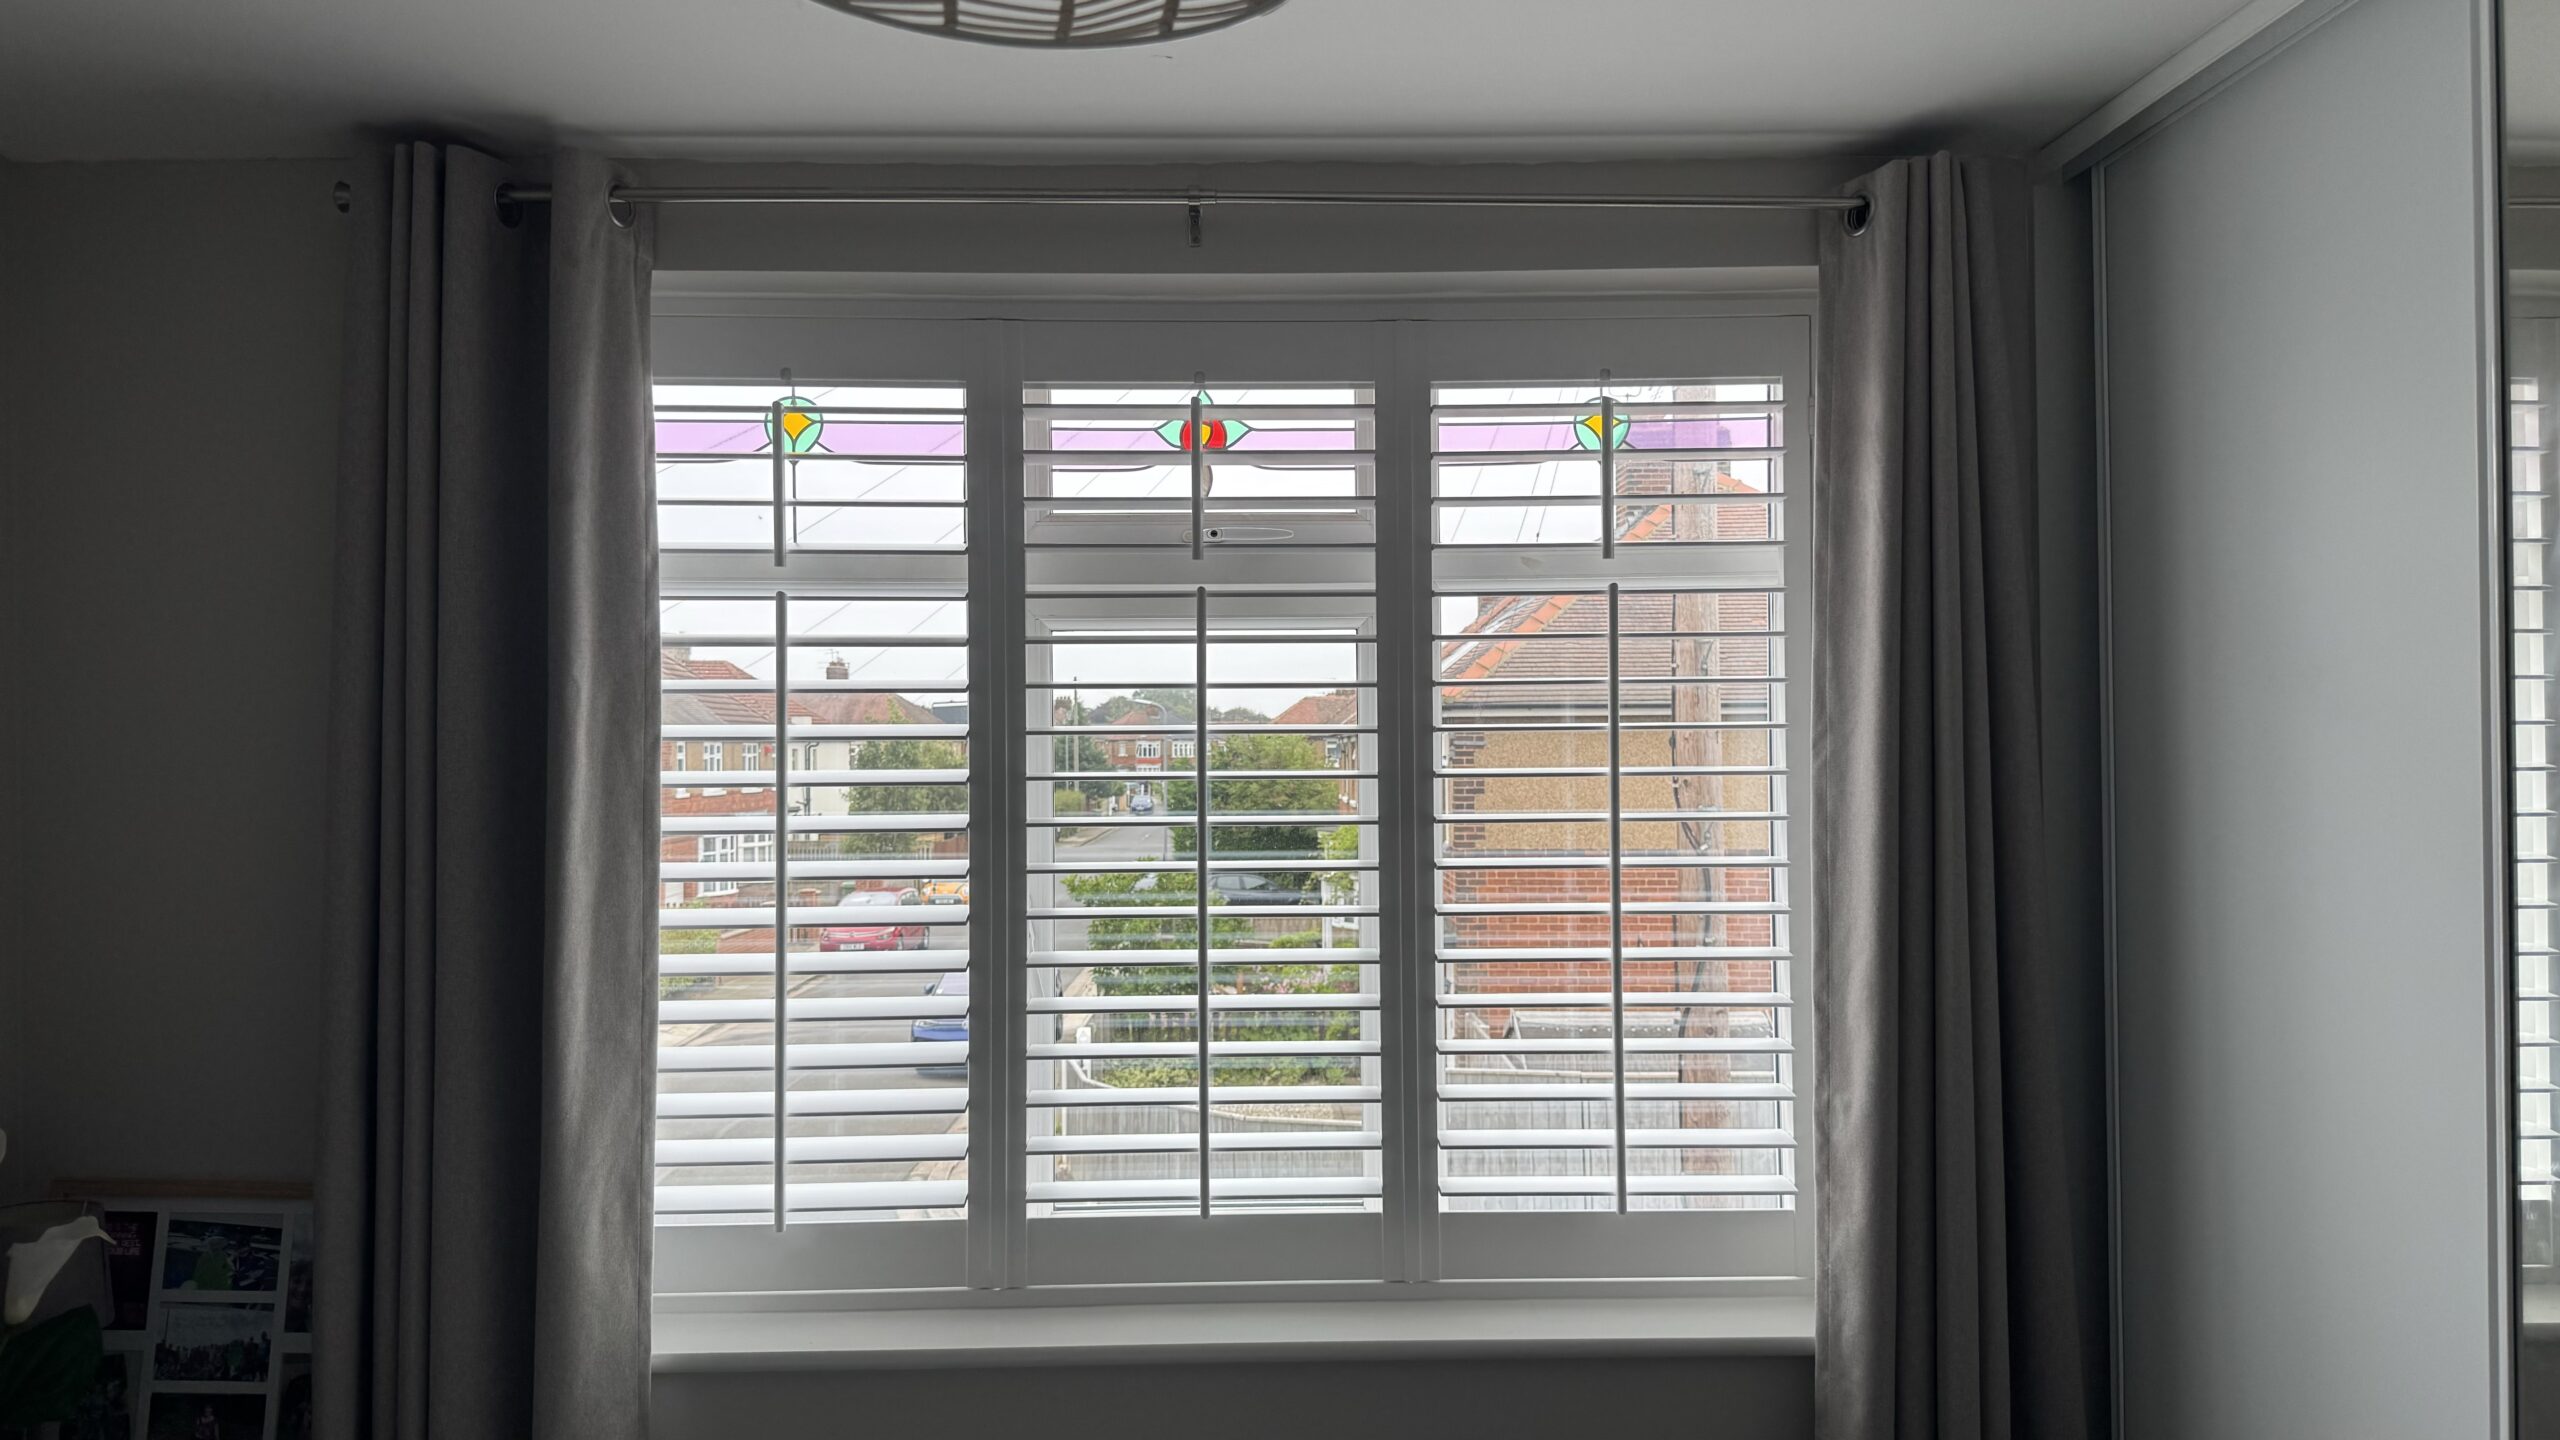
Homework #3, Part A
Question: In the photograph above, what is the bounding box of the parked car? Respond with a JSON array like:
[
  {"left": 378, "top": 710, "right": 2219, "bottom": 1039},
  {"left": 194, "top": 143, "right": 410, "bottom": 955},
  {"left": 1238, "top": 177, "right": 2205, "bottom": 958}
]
[
  {"left": 815, "top": 887, "right": 927, "bottom": 951},
  {"left": 911, "top": 970, "right": 969, "bottom": 1075},
  {"left": 1128, "top": 791, "right": 1156, "bottom": 815},
  {"left": 1209, "top": 871, "right": 1321, "bottom": 906},
  {"left": 920, "top": 877, "right": 970, "bottom": 906}
]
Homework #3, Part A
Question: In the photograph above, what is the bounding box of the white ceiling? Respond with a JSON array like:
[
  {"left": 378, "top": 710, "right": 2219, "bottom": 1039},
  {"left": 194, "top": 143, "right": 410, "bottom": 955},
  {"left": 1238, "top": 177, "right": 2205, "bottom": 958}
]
[{"left": 0, "top": 0, "right": 2254, "bottom": 165}]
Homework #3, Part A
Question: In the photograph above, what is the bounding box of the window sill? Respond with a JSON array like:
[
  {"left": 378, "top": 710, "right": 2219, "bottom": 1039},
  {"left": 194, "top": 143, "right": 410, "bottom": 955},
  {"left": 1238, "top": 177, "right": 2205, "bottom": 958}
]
[{"left": 652, "top": 1296, "right": 1815, "bottom": 1372}]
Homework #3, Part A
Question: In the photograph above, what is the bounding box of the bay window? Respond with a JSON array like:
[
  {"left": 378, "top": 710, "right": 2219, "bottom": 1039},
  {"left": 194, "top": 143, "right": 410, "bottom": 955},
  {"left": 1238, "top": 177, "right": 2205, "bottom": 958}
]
[{"left": 651, "top": 309, "right": 1812, "bottom": 1302}]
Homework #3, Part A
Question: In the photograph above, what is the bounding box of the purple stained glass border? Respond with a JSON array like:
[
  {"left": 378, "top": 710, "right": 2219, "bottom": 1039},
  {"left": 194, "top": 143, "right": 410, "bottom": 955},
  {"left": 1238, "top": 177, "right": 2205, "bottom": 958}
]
[
  {"left": 655, "top": 418, "right": 967, "bottom": 457},
  {"left": 1031, "top": 427, "right": 1359, "bottom": 455},
  {"left": 1435, "top": 417, "right": 1775, "bottom": 453}
]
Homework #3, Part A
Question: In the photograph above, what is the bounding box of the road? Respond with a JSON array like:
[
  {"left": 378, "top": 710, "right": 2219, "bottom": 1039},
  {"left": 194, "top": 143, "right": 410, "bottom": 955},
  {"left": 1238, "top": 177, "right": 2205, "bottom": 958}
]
[
  {"left": 656, "top": 823, "right": 1190, "bottom": 1205},
  {"left": 655, "top": 925, "right": 971, "bottom": 1203}
]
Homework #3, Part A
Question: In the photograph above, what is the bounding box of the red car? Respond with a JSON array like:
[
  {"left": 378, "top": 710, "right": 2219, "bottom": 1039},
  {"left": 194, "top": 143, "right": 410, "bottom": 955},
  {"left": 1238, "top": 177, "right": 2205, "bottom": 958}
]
[{"left": 816, "top": 888, "right": 928, "bottom": 951}]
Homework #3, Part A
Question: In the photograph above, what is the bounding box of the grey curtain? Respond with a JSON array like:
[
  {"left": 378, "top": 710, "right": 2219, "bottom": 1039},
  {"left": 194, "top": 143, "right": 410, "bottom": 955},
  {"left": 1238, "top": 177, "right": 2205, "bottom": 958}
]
[
  {"left": 315, "top": 143, "right": 658, "bottom": 1440},
  {"left": 1812, "top": 154, "right": 2109, "bottom": 1439}
]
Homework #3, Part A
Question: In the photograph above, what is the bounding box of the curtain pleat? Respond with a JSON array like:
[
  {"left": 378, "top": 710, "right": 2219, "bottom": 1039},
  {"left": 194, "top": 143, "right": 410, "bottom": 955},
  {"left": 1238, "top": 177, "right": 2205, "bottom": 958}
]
[
  {"left": 315, "top": 142, "right": 656, "bottom": 1440},
  {"left": 1812, "top": 153, "right": 2109, "bottom": 1440}
]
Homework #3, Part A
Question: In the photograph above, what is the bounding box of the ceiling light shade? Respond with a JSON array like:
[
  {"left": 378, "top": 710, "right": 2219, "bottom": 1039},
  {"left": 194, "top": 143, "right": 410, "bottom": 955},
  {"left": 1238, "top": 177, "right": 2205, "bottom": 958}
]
[{"left": 812, "top": 0, "right": 1288, "bottom": 48}]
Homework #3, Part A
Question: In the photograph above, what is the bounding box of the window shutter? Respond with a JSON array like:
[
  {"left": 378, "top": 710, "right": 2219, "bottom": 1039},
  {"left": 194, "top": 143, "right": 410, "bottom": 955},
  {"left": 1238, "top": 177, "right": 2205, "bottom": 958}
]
[
  {"left": 1427, "top": 381, "right": 1798, "bottom": 1213},
  {"left": 2515, "top": 359, "right": 2557, "bottom": 1269},
  {"left": 652, "top": 383, "right": 975, "bottom": 1226},
  {"left": 1021, "top": 385, "right": 1384, "bottom": 1215}
]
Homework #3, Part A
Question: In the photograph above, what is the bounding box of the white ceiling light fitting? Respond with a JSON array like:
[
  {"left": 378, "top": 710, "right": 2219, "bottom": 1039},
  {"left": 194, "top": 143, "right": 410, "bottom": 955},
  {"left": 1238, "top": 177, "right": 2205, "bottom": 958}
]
[{"left": 812, "top": 0, "right": 1288, "bottom": 48}]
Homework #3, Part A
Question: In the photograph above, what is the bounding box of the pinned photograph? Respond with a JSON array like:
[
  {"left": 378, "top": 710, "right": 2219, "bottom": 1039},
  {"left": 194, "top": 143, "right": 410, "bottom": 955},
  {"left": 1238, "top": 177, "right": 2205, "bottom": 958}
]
[
  {"left": 153, "top": 1302, "right": 275, "bottom": 1383},
  {"left": 101, "top": 1209, "right": 160, "bottom": 1329},
  {"left": 145, "top": 1393, "right": 265, "bottom": 1440},
  {"left": 276, "top": 1355, "right": 313, "bottom": 1440},
  {"left": 283, "top": 1211, "right": 313, "bottom": 1333},
  {"left": 160, "top": 1216, "right": 283, "bottom": 1294},
  {"left": 63, "top": 1352, "right": 136, "bottom": 1440}
]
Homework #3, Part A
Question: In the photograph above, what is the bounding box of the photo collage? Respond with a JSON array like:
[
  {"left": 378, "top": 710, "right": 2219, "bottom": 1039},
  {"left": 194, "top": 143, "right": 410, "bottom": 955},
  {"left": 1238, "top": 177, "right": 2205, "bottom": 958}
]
[{"left": 60, "top": 1196, "right": 313, "bottom": 1440}]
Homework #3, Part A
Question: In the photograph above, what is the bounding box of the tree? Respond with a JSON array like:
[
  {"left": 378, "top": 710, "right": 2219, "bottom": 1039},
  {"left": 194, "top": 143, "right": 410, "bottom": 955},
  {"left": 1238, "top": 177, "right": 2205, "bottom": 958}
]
[
  {"left": 1049, "top": 692, "right": 1122, "bottom": 805},
  {"left": 1089, "top": 690, "right": 1270, "bottom": 725},
  {"left": 1064, "top": 869, "right": 1252, "bottom": 958},
  {"left": 1161, "top": 732, "right": 1342, "bottom": 865},
  {"left": 829, "top": 734, "right": 968, "bottom": 856},
  {"left": 1066, "top": 866, "right": 1365, "bottom": 1090}
]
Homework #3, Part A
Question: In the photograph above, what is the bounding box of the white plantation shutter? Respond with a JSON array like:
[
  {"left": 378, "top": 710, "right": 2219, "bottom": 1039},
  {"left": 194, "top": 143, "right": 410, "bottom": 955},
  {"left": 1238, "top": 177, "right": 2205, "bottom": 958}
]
[
  {"left": 644, "top": 314, "right": 1815, "bottom": 1297},
  {"left": 652, "top": 383, "right": 975, "bottom": 1228},
  {"left": 1427, "top": 380, "right": 1799, "bottom": 1224},
  {"left": 2515, "top": 323, "right": 2558, "bottom": 1270},
  {"left": 1020, "top": 384, "right": 1385, "bottom": 1216}
]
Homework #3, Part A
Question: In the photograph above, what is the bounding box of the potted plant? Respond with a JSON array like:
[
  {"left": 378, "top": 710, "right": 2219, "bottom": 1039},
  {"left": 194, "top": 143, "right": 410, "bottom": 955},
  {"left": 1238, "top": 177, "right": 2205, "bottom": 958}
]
[{"left": 0, "top": 1132, "right": 112, "bottom": 1436}]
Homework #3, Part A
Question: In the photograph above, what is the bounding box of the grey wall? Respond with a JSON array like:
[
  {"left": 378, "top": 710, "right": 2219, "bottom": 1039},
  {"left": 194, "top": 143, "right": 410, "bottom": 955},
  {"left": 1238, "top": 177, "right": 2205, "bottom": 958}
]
[
  {"left": 0, "top": 152, "right": 1839, "bottom": 1437},
  {"left": 655, "top": 1355, "right": 1807, "bottom": 1440},
  {"left": 2033, "top": 168, "right": 2116, "bottom": 1408},
  {"left": 0, "top": 151, "right": 2114, "bottom": 1439},
  {"left": 0, "top": 160, "right": 347, "bottom": 1200},
  {"left": 0, "top": 158, "right": 25, "bottom": 1185},
  {"left": 638, "top": 157, "right": 1876, "bottom": 281},
  {"left": 2099, "top": 0, "right": 2503, "bottom": 1435}
]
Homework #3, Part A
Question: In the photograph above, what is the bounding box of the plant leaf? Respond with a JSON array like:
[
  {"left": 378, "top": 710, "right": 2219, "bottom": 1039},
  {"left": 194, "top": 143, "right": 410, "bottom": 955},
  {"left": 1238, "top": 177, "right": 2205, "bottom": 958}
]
[{"left": 0, "top": 1307, "right": 104, "bottom": 1425}]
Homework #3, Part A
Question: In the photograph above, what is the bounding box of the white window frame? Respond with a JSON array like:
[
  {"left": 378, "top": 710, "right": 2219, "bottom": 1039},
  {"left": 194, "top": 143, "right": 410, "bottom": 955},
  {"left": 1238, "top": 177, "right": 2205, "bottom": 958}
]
[
  {"left": 650, "top": 302, "right": 1816, "bottom": 1311},
  {"left": 695, "top": 832, "right": 743, "bottom": 898}
]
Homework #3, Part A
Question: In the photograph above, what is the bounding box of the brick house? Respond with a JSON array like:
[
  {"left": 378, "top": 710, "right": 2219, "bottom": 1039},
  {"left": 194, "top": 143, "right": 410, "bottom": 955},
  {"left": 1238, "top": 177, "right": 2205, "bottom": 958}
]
[
  {"left": 660, "top": 649, "right": 949, "bottom": 920},
  {"left": 1436, "top": 481, "right": 1784, "bottom": 1168},
  {"left": 1270, "top": 688, "right": 1363, "bottom": 810},
  {"left": 1048, "top": 699, "right": 1198, "bottom": 799}
]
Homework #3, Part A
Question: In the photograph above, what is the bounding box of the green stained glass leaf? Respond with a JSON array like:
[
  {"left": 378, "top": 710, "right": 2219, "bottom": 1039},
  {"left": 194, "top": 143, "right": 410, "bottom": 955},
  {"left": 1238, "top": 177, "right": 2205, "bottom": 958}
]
[
  {"left": 763, "top": 395, "right": 826, "bottom": 454},
  {"left": 1153, "top": 405, "right": 1253, "bottom": 452},
  {"left": 1572, "top": 405, "right": 1632, "bottom": 452}
]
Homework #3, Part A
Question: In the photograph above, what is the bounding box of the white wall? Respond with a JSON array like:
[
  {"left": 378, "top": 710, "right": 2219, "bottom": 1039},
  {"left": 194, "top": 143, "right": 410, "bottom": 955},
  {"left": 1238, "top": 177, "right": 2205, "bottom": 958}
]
[{"left": 2098, "top": 0, "right": 2504, "bottom": 1434}]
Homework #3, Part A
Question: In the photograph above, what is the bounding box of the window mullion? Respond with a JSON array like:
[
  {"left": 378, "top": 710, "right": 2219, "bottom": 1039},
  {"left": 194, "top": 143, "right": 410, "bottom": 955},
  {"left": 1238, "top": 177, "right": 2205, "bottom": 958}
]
[
  {"left": 1606, "top": 582, "right": 1628, "bottom": 1216},
  {"left": 1379, "top": 326, "right": 1433, "bottom": 1282},
  {"left": 976, "top": 325, "right": 1027, "bottom": 1289},
  {"left": 772, "top": 586, "right": 791, "bottom": 1232},
  {"left": 1193, "top": 584, "right": 1213, "bottom": 1217}
]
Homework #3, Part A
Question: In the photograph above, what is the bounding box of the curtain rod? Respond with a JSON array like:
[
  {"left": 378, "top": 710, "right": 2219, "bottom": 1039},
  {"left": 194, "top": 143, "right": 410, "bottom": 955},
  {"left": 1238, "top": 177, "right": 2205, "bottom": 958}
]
[
  {"left": 472, "top": 183, "right": 1874, "bottom": 233},
  {"left": 491, "top": 184, "right": 1866, "bottom": 211}
]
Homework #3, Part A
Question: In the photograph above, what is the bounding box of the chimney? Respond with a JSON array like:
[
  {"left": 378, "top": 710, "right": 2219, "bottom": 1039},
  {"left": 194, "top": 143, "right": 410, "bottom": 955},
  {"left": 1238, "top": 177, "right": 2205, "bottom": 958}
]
[{"left": 825, "top": 650, "right": 849, "bottom": 680}]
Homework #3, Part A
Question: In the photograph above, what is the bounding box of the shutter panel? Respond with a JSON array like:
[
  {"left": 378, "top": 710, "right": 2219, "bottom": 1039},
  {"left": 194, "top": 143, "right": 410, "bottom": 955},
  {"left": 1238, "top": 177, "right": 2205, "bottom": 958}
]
[
  {"left": 2515, "top": 351, "right": 2557, "bottom": 1269},
  {"left": 1021, "top": 384, "right": 1384, "bottom": 1215},
  {"left": 1428, "top": 381, "right": 1798, "bottom": 1214},
  {"left": 653, "top": 384, "right": 974, "bottom": 1226}
]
